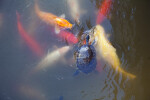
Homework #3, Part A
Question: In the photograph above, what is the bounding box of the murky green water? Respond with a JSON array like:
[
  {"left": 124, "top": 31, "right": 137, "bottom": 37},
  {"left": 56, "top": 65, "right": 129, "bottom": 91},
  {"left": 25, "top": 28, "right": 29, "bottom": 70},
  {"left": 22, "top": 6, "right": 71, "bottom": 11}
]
[{"left": 0, "top": 0, "right": 150, "bottom": 100}]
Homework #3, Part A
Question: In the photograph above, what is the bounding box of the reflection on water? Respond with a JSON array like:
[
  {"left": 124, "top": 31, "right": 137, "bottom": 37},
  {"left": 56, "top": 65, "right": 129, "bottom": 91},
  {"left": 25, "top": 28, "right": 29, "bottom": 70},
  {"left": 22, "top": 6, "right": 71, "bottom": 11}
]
[{"left": 0, "top": 0, "right": 149, "bottom": 100}]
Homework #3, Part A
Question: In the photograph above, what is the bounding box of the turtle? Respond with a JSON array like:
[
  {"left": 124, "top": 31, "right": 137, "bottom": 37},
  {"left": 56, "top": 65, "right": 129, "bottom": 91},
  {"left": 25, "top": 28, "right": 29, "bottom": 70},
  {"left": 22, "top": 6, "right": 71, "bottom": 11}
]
[{"left": 74, "top": 35, "right": 97, "bottom": 76}]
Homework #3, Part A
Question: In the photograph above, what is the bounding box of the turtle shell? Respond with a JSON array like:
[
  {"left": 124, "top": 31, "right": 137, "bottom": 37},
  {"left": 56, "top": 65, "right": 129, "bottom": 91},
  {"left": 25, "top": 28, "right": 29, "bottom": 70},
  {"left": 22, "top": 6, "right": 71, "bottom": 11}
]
[{"left": 76, "top": 44, "right": 97, "bottom": 74}]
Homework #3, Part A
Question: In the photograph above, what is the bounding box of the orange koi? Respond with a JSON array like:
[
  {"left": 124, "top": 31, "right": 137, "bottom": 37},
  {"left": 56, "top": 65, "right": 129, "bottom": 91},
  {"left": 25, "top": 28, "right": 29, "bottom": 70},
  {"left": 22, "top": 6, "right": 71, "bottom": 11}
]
[
  {"left": 35, "top": 3, "right": 73, "bottom": 33},
  {"left": 16, "top": 12, "right": 44, "bottom": 57}
]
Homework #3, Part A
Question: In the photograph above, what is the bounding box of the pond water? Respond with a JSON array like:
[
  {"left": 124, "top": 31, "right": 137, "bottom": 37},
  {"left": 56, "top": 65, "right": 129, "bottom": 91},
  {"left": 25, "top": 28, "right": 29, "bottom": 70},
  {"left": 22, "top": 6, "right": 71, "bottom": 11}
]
[{"left": 0, "top": 0, "right": 150, "bottom": 100}]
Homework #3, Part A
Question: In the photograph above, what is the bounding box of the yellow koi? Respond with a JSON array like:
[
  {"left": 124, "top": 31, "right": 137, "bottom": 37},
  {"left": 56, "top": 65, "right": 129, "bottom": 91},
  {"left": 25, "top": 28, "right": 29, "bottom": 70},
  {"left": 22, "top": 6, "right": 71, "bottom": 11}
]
[{"left": 90, "top": 25, "right": 136, "bottom": 79}]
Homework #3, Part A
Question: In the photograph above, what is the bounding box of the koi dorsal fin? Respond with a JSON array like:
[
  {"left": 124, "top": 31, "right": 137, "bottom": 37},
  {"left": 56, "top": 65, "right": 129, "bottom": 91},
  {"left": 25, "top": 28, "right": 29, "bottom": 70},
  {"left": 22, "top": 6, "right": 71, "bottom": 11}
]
[{"left": 59, "top": 14, "right": 65, "bottom": 18}]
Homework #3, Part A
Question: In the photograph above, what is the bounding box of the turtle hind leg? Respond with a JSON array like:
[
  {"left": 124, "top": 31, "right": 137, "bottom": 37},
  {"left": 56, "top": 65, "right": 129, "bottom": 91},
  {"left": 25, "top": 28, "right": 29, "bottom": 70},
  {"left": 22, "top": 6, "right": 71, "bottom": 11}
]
[
  {"left": 59, "top": 96, "right": 63, "bottom": 100},
  {"left": 73, "top": 69, "right": 80, "bottom": 76}
]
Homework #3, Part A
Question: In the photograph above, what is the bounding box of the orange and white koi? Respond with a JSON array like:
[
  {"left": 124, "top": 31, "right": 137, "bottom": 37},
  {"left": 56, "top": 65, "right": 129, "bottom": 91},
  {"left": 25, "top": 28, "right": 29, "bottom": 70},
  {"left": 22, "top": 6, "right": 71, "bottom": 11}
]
[{"left": 35, "top": 3, "right": 73, "bottom": 33}]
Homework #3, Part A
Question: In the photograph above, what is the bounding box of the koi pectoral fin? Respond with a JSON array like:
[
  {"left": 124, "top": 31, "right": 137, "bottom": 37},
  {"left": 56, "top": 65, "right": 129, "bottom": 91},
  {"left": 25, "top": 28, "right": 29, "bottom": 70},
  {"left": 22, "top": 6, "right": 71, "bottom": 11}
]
[{"left": 55, "top": 26, "right": 60, "bottom": 34}]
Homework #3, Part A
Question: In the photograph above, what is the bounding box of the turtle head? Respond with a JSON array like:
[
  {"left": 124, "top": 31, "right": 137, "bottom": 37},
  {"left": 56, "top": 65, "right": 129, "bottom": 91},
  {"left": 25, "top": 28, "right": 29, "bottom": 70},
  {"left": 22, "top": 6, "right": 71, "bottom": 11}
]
[{"left": 86, "top": 35, "right": 90, "bottom": 45}]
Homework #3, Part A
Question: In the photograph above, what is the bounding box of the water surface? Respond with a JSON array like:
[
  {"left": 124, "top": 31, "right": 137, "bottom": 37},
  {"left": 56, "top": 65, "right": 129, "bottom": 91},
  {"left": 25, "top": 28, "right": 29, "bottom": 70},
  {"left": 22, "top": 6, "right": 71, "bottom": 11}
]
[{"left": 0, "top": 0, "right": 149, "bottom": 100}]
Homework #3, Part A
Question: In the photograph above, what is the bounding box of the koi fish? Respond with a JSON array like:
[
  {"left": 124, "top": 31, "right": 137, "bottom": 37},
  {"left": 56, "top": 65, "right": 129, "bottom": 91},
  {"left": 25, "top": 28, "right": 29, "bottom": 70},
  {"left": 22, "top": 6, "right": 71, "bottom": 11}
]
[
  {"left": 30, "top": 46, "right": 70, "bottom": 74},
  {"left": 48, "top": 27, "right": 78, "bottom": 44},
  {"left": 96, "top": 0, "right": 112, "bottom": 24},
  {"left": 35, "top": 3, "right": 73, "bottom": 33},
  {"left": 66, "top": 0, "right": 85, "bottom": 24},
  {"left": 58, "top": 30, "right": 78, "bottom": 44},
  {"left": 18, "top": 85, "right": 47, "bottom": 100},
  {"left": 16, "top": 12, "right": 44, "bottom": 57},
  {"left": 89, "top": 25, "right": 136, "bottom": 79}
]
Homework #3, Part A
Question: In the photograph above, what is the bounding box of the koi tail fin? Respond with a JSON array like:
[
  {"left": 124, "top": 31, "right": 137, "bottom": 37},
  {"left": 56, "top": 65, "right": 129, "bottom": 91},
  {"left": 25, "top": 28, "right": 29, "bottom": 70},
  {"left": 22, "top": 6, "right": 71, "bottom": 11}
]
[
  {"left": 118, "top": 66, "right": 136, "bottom": 79},
  {"left": 125, "top": 71, "right": 136, "bottom": 79}
]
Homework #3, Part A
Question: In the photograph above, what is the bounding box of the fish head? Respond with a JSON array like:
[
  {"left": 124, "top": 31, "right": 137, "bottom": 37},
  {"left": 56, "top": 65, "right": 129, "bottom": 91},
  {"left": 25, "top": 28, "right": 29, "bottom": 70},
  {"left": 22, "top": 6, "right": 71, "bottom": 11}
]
[
  {"left": 94, "top": 25, "right": 105, "bottom": 36},
  {"left": 84, "top": 25, "right": 104, "bottom": 45},
  {"left": 55, "top": 18, "right": 72, "bottom": 29},
  {"left": 89, "top": 25, "right": 105, "bottom": 40}
]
